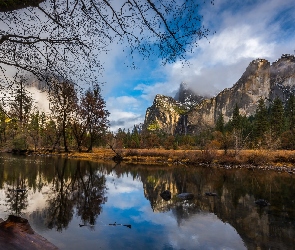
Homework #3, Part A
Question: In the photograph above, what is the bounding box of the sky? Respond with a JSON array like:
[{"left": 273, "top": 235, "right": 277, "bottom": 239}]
[{"left": 98, "top": 0, "right": 295, "bottom": 132}]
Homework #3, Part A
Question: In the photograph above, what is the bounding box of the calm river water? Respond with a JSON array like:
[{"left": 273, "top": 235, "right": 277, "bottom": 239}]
[{"left": 0, "top": 153, "right": 295, "bottom": 249}]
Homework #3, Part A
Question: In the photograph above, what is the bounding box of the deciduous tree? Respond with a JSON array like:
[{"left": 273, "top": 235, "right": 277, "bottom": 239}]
[
  {"left": 80, "top": 84, "right": 109, "bottom": 152},
  {"left": 0, "top": 1, "right": 213, "bottom": 86},
  {"left": 48, "top": 79, "right": 78, "bottom": 152}
]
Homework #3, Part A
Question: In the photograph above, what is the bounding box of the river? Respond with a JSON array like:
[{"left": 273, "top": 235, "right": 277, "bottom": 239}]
[{"left": 0, "top": 153, "right": 294, "bottom": 249}]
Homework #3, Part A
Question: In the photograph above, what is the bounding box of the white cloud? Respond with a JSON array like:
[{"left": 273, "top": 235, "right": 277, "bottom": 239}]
[
  {"left": 134, "top": 81, "right": 179, "bottom": 102},
  {"left": 103, "top": 0, "right": 295, "bottom": 130},
  {"left": 27, "top": 87, "right": 50, "bottom": 113},
  {"left": 107, "top": 96, "right": 140, "bottom": 109},
  {"left": 107, "top": 108, "right": 144, "bottom": 132},
  {"left": 137, "top": 0, "right": 295, "bottom": 99},
  {"left": 106, "top": 95, "right": 145, "bottom": 131}
]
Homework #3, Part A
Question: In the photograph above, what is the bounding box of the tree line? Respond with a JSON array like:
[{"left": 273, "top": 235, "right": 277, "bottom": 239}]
[
  {"left": 112, "top": 96, "right": 295, "bottom": 151},
  {"left": 0, "top": 73, "right": 109, "bottom": 152},
  {"left": 5, "top": 73, "right": 294, "bottom": 154}
]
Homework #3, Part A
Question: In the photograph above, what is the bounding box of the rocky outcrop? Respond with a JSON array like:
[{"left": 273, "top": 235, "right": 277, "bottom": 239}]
[
  {"left": 187, "top": 58, "right": 272, "bottom": 133},
  {"left": 143, "top": 84, "right": 207, "bottom": 134},
  {"left": 175, "top": 82, "right": 206, "bottom": 108},
  {"left": 0, "top": 215, "right": 58, "bottom": 250},
  {"left": 144, "top": 54, "right": 295, "bottom": 134},
  {"left": 142, "top": 94, "right": 182, "bottom": 134}
]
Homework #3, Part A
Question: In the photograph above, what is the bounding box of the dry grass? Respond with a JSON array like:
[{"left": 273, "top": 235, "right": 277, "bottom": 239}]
[{"left": 50, "top": 148, "right": 295, "bottom": 167}]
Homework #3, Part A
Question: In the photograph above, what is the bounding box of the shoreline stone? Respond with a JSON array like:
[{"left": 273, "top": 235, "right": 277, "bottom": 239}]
[{"left": 0, "top": 215, "right": 58, "bottom": 250}]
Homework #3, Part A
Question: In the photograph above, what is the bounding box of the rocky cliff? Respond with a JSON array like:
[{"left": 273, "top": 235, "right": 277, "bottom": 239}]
[
  {"left": 142, "top": 94, "right": 182, "bottom": 134},
  {"left": 143, "top": 54, "right": 295, "bottom": 134}
]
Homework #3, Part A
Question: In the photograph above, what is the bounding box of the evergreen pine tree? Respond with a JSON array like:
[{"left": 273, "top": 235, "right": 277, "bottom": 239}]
[
  {"left": 285, "top": 94, "right": 295, "bottom": 130},
  {"left": 232, "top": 104, "right": 242, "bottom": 130},
  {"left": 270, "top": 97, "right": 284, "bottom": 138},
  {"left": 216, "top": 113, "right": 225, "bottom": 134},
  {"left": 253, "top": 98, "right": 269, "bottom": 145},
  {"left": 131, "top": 126, "right": 140, "bottom": 148}
]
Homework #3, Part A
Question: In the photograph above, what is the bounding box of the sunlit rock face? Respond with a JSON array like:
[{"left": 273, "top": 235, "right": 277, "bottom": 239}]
[
  {"left": 143, "top": 94, "right": 181, "bottom": 134},
  {"left": 144, "top": 54, "right": 295, "bottom": 134},
  {"left": 143, "top": 83, "right": 206, "bottom": 134}
]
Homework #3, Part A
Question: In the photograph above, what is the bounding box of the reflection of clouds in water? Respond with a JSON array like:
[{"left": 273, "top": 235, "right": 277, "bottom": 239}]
[
  {"left": 105, "top": 174, "right": 144, "bottom": 209},
  {"left": 166, "top": 213, "right": 246, "bottom": 250},
  {"left": 0, "top": 189, "right": 7, "bottom": 218},
  {"left": 104, "top": 173, "right": 246, "bottom": 250},
  {"left": 106, "top": 173, "right": 142, "bottom": 193},
  {"left": 134, "top": 205, "right": 245, "bottom": 249},
  {"left": 27, "top": 186, "right": 52, "bottom": 212},
  {"left": 0, "top": 184, "right": 52, "bottom": 219},
  {"left": 135, "top": 205, "right": 176, "bottom": 226}
]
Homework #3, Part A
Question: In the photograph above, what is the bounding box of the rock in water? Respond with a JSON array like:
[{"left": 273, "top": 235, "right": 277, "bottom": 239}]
[
  {"left": 255, "top": 199, "right": 270, "bottom": 207},
  {"left": 205, "top": 192, "right": 217, "bottom": 196},
  {"left": 160, "top": 190, "right": 171, "bottom": 201},
  {"left": 0, "top": 215, "right": 58, "bottom": 250},
  {"left": 177, "top": 193, "right": 194, "bottom": 200}
]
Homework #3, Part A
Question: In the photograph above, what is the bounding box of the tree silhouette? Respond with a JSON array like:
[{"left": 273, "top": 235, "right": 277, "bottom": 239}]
[
  {"left": 270, "top": 97, "right": 284, "bottom": 139},
  {"left": 254, "top": 98, "right": 269, "bottom": 145},
  {"left": 0, "top": 1, "right": 213, "bottom": 85},
  {"left": 215, "top": 113, "right": 225, "bottom": 134},
  {"left": 46, "top": 159, "right": 75, "bottom": 231},
  {"left": 74, "top": 161, "right": 106, "bottom": 226},
  {"left": 48, "top": 79, "right": 78, "bottom": 152},
  {"left": 285, "top": 94, "right": 295, "bottom": 130},
  {"left": 8, "top": 73, "right": 33, "bottom": 125},
  {"left": 80, "top": 84, "right": 109, "bottom": 152}
]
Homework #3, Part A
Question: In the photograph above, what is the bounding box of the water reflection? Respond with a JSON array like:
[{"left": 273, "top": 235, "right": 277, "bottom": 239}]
[
  {"left": 6, "top": 188, "right": 28, "bottom": 216},
  {"left": 45, "top": 159, "right": 107, "bottom": 231},
  {"left": 0, "top": 154, "right": 294, "bottom": 249},
  {"left": 0, "top": 156, "right": 107, "bottom": 232}
]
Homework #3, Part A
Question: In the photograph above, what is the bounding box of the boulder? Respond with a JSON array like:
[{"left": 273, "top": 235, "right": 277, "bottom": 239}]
[
  {"left": 177, "top": 193, "right": 194, "bottom": 200},
  {"left": 0, "top": 215, "right": 58, "bottom": 250},
  {"left": 160, "top": 190, "right": 171, "bottom": 201},
  {"left": 255, "top": 199, "right": 270, "bottom": 207},
  {"left": 205, "top": 192, "right": 217, "bottom": 196}
]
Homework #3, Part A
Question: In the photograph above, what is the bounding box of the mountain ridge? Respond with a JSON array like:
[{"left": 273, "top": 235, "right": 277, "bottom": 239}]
[{"left": 143, "top": 54, "right": 295, "bottom": 134}]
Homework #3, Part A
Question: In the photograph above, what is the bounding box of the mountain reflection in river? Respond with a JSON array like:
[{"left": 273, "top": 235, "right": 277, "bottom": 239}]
[{"left": 0, "top": 154, "right": 294, "bottom": 249}]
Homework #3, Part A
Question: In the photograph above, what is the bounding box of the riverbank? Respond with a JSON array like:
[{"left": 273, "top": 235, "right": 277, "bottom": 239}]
[{"left": 39, "top": 148, "right": 295, "bottom": 171}]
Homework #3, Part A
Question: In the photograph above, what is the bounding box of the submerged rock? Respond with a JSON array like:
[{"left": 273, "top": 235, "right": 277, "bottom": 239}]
[
  {"left": 205, "top": 192, "right": 217, "bottom": 197},
  {"left": 0, "top": 215, "right": 58, "bottom": 250},
  {"left": 160, "top": 190, "right": 171, "bottom": 201},
  {"left": 255, "top": 199, "right": 270, "bottom": 207},
  {"left": 177, "top": 193, "right": 194, "bottom": 200}
]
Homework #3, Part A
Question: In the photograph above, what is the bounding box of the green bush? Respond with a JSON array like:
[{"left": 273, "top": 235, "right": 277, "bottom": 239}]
[{"left": 12, "top": 134, "right": 28, "bottom": 151}]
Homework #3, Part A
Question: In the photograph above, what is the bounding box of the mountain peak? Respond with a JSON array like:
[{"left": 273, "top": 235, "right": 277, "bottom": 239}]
[{"left": 144, "top": 54, "right": 295, "bottom": 134}]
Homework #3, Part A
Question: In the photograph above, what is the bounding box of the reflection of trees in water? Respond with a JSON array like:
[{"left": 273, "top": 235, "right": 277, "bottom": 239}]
[
  {"left": 4, "top": 167, "right": 28, "bottom": 216},
  {"left": 73, "top": 161, "right": 106, "bottom": 226},
  {"left": 0, "top": 156, "right": 108, "bottom": 232},
  {"left": 5, "top": 188, "right": 28, "bottom": 216},
  {"left": 45, "top": 159, "right": 106, "bottom": 231},
  {"left": 2, "top": 155, "right": 295, "bottom": 248},
  {"left": 136, "top": 166, "right": 295, "bottom": 249},
  {"left": 46, "top": 159, "right": 75, "bottom": 231}
]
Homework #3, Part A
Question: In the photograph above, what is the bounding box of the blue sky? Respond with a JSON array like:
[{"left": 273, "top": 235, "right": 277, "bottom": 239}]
[{"left": 98, "top": 0, "right": 295, "bottom": 132}]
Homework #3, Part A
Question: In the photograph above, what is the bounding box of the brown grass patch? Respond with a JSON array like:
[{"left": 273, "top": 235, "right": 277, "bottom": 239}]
[{"left": 43, "top": 148, "right": 295, "bottom": 167}]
